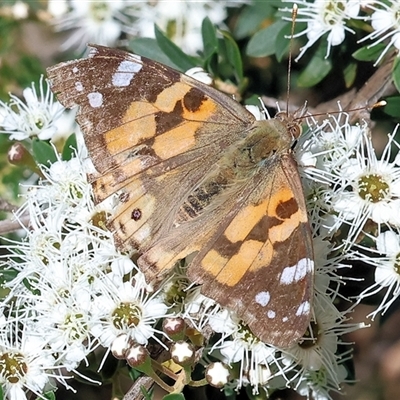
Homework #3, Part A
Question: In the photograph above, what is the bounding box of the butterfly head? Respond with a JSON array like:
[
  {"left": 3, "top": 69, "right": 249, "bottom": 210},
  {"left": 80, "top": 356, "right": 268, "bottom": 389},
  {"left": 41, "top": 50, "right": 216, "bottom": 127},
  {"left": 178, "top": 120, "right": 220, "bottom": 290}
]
[{"left": 274, "top": 103, "right": 308, "bottom": 141}]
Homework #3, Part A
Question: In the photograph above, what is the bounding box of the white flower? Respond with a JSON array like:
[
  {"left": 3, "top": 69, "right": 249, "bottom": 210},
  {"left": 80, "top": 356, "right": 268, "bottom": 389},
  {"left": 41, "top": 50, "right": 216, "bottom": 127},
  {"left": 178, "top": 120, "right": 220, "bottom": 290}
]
[
  {"left": 312, "top": 236, "right": 350, "bottom": 298},
  {"left": 0, "top": 145, "right": 145, "bottom": 393},
  {"left": 185, "top": 67, "right": 213, "bottom": 86},
  {"left": 50, "top": 0, "right": 136, "bottom": 52},
  {"left": 0, "top": 76, "right": 64, "bottom": 141},
  {"left": 49, "top": 1, "right": 247, "bottom": 54},
  {"left": 51, "top": 107, "right": 81, "bottom": 143},
  {"left": 299, "top": 114, "right": 364, "bottom": 174},
  {"left": 331, "top": 127, "right": 400, "bottom": 240},
  {"left": 207, "top": 309, "right": 278, "bottom": 391},
  {"left": 129, "top": 0, "right": 246, "bottom": 54},
  {"left": 353, "top": 229, "right": 400, "bottom": 318},
  {"left": 358, "top": 1, "right": 400, "bottom": 65},
  {"left": 90, "top": 280, "right": 168, "bottom": 348},
  {"left": 295, "top": 364, "right": 348, "bottom": 400},
  {"left": 246, "top": 104, "right": 267, "bottom": 120},
  {"left": 11, "top": 1, "right": 29, "bottom": 20},
  {"left": 298, "top": 115, "right": 400, "bottom": 246},
  {"left": 282, "top": 0, "right": 360, "bottom": 61},
  {"left": 32, "top": 288, "right": 95, "bottom": 371},
  {"left": 0, "top": 319, "right": 56, "bottom": 400},
  {"left": 181, "top": 286, "right": 219, "bottom": 330},
  {"left": 294, "top": 112, "right": 361, "bottom": 239},
  {"left": 281, "top": 295, "right": 360, "bottom": 395},
  {"left": 0, "top": 1, "right": 28, "bottom": 20},
  {"left": 47, "top": 0, "right": 68, "bottom": 18}
]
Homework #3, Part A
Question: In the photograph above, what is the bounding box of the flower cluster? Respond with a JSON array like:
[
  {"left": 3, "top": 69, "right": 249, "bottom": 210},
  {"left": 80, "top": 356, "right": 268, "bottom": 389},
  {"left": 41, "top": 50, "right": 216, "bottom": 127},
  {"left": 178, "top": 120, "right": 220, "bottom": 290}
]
[
  {"left": 45, "top": 0, "right": 248, "bottom": 54},
  {"left": 0, "top": 147, "right": 168, "bottom": 398},
  {"left": 282, "top": 0, "right": 400, "bottom": 64},
  {"left": 2, "top": 1, "right": 400, "bottom": 399},
  {"left": 0, "top": 76, "right": 64, "bottom": 141},
  {"left": 1, "top": 47, "right": 400, "bottom": 400}
]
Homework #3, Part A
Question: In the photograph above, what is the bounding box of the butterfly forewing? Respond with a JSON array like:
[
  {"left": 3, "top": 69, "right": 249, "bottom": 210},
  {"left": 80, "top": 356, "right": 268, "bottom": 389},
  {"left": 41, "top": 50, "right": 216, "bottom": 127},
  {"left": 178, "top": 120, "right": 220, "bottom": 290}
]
[
  {"left": 48, "top": 45, "right": 255, "bottom": 250},
  {"left": 47, "top": 45, "right": 314, "bottom": 348}
]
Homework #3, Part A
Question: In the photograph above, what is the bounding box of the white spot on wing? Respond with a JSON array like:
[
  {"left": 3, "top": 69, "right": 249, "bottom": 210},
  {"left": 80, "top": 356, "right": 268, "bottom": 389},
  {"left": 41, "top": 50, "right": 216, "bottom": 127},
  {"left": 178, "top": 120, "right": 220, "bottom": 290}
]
[
  {"left": 255, "top": 291, "right": 270, "bottom": 307},
  {"left": 282, "top": 316, "right": 288, "bottom": 322},
  {"left": 296, "top": 301, "right": 310, "bottom": 316},
  {"left": 72, "top": 66, "right": 79, "bottom": 73},
  {"left": 267, "top": 310, "right": 276, "bottom": 319},
  {"left": 280, "top": 258, "right": 313, "bottom": 285},
  {"left": 112, "top": 59, "right": 142, "bottom": 87},
  {"left": 75, "top": 81, "right": 83, "bottom": 91},
  {"left": 133, "top": 224, "right": 151, "bottom": 242},
  {"left": 87, "top": 92, "right": 103, "bottom": 108}
]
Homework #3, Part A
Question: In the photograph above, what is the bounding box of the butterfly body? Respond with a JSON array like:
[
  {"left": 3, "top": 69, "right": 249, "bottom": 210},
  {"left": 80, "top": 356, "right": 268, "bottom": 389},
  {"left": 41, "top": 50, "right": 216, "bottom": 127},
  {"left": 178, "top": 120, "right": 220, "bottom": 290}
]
[{"left": 47, "top": 45, "right": 314, "bottom": 348}]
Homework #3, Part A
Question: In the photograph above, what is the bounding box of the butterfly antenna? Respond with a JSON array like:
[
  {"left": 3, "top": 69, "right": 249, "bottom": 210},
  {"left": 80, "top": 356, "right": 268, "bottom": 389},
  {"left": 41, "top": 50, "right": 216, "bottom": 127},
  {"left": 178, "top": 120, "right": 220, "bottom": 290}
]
[{"left": 286, "top": 4, "right": 298, "bottom": 116}]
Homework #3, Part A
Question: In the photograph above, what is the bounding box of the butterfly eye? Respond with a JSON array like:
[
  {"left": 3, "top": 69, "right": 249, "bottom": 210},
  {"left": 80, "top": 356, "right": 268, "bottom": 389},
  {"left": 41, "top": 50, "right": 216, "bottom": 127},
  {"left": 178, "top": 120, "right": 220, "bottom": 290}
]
[
  {"left": 274, "top": 112, "right": 302, "bottom": 140},
  {"left": 288, "top": 122, "right": 302, "bottom": 139}
]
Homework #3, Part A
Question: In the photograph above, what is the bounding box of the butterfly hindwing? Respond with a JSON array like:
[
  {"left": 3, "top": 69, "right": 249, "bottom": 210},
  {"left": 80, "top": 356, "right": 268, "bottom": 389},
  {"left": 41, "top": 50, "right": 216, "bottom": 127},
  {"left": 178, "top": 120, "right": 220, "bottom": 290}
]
[
  {"left": 190, "top": 154, "right": 313, "bottom": 347},
  {"left": 138, "top": 142, "right": 313, "bottom": 348}
]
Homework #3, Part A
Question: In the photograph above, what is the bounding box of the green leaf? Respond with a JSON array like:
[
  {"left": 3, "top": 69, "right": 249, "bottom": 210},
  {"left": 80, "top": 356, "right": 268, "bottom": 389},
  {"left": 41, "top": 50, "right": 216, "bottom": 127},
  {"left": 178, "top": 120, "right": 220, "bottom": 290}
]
[
  {"left": 343, "top": 62, "right": 357, "bottom": 88},
  {"left": 202, "top": 17, "right": 218, "bottom": 60},
  {"left": 0, "top": 267, "right": 19, "bottom": 283},
  {"left": 275, "top": 22, "right": 292, "bottom": 62},
  {"left": 154, "top": 24, "right": 197, "bottom": 71},
  {"left": 140, "top": 385, "right": 154, "bottom": 400},
  {"left": 383, "top": 96, "right": 400, "bottom": 118},
  {"left": 393, "top": 57, "right": 400, "bottom": 93},
  {"left": 220, "top": 30, "right": 243, "bottom": 82},
  {"left": 223, "top": 385, "right": 238, "bottom": 399},
  {"left": 129, "top": 38, "right": 182, "bottom": 69},
  {"left": 31, "top": 139, "right": 57, "bottom": 167},
  {"left": 298, "top": 41, "right": 332, "bottom": 87},
  {"left": 129, "top": 367, "right": 143, "bottom": 381},
  {"left": 244, "top": 94, "right": 263, "bottom": 106},
  {"left": 163, "top": 394, "right": 185, "bottom": 400},
  {"left": 61, "top": 134, "right": 78, "bottom": 161},
  {"left": 42, "top": 390, "right": 56, "bottom": 400},
  {"left": 352, "top": 44, "right": 386, "bottom": 62},
  {"left": 1, "top": 164, "right": 29, "bottom": 200},
  {"left": 234, "top": 2, "right": 275, "bottom": 39},
  {"left": 246, "top": 20, "right": 287, "bottom": 57},
  {"left": 298, "top": 55, "right": 332, "bottom": 87}
]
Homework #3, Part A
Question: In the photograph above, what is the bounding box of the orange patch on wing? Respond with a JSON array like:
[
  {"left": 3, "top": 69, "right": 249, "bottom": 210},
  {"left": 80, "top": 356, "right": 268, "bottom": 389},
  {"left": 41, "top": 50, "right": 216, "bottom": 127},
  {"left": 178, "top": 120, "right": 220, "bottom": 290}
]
[
  {"left": 143, "top": 245, "right": 199, "bottom": 276},
  {"left": 249, "top": 240, "right": 274, "bottom": 273},
  {"left": 217, "top": 239, "right": 264, "bottom": 286},
  {"left": 201, "top": 249, "right": 229, "bottom": 277},
  {"left": 269, "top": 213, "right": 300, "bottom": 243},
  {"left": 266, "top": 187, "right": 295, "bottom": 217},
  {"left": 224, "top": 199, "right": 269, "bottom": 243},
  {"left": 93, "top": 158, "right": 147, "bottom": 200},
  {"left": 267, "top": 188, "right": 307, "bottom": 243},
  {"left": 182, "top": 98, "right": 217, "bottom": 121},
  {"left": 155, "top": 82, "right": 191, "bottom": 111},
  {"left": 104, "top": 103, "right": 157, "bottom": 155},
  {"left": 153, "top": 122, "right": 199, "bottom": 159}
]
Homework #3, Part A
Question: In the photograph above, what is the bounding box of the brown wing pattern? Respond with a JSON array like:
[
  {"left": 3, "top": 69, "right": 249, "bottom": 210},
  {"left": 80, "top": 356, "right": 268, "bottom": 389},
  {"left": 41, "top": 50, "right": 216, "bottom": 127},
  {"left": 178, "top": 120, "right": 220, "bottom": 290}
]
[
  {"left": 190, "top": 155, "right": 313, "bottom": 347},
  {"left": 47, "top": 45, "right": 255, "bottom": 252},
  {"left": 47, "top": 45, "right": 313, "bottom": 348},
  {"left": 138, "top": 153, "right": 313, "bottom": 347}
]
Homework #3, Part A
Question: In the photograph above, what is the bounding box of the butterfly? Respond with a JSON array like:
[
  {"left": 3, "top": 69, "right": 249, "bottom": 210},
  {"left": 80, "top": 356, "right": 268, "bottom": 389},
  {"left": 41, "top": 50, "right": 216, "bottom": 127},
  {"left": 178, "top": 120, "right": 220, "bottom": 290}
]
[{"left": 47, "top": 44, "right": 314, "bottom": 348}]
